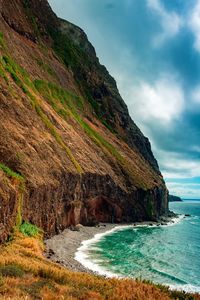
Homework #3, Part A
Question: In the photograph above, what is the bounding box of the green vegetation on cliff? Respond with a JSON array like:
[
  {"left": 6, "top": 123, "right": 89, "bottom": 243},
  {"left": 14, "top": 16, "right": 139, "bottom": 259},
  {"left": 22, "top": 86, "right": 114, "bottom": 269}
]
[
  {"left": 19, "top": 222, "right": 42, "bottom": 237},
  {"left": 0, "top": 163, "right": 24, "bottom": 181},
  {"left": 0, "top": 53, "right": 83, "bottom": 174}
]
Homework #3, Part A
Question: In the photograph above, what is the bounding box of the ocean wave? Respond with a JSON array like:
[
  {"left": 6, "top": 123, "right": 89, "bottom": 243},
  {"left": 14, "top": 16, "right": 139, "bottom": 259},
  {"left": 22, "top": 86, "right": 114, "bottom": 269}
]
[
  {"left": 74, "top": 215, "right": 194, "bottom": 290},
  {"left": 75, "top": 240, "right": 121, "bottom": 278},
  {"left": 162, "top": 214, "right": 185, "bottom": 227},
  {"left": 75, "top": 214, "right": 185, "bottom": 271},
  {"left": 74, "top": 226, "right": 128, "bottom": 278},
  {"left": 168, "top": 283, "right": 200, "bottom": 294},
  {"left": 75, "top": 241, "right": 200, "bottom": 294}
]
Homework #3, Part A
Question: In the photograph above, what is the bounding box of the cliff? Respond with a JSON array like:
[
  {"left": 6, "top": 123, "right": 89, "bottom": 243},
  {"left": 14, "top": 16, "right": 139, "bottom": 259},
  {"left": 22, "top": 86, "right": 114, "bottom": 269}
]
[{"left": 0, "top": 0, "right": 168, "bottom": 242}]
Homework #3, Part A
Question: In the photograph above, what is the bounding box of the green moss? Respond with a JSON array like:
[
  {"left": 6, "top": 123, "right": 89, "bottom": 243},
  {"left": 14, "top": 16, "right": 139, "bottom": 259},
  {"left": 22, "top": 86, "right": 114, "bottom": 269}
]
[
  {"left": 1, "top": 52, "right": 147, "bottom": 187},
  {"left": 19, "top": 222, "right": 42, "bottom": 237},
  {"left": 47, "top": 29, "right": 83, "bottom": 70},
  {"left": 0, "top": 163, "right": 24, "bottom": 181}
]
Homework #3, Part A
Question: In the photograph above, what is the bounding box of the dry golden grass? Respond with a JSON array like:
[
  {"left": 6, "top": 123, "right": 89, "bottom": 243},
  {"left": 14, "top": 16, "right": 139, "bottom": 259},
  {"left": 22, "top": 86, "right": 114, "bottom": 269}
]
[{"left": 0, "top": 233, "right": 199, "bottom": 300}]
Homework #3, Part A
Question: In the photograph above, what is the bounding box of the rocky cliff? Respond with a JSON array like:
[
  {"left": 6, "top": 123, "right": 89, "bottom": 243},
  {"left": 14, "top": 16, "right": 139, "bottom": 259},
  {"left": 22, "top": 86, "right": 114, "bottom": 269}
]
[{"left": 0, "top": 0, "right": 168, "bottom": 242}]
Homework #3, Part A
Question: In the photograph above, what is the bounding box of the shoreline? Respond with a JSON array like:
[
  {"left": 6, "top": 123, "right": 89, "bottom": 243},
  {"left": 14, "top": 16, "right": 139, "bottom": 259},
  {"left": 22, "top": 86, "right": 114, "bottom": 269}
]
[
  {"left": 45, "top": 223, "right": 117, "bottom": 274},
  {"left": 45, "top": 214, "right": 200, "bottom": 293},
  {"left": 44, "top": 215, "right": 180, "bottom": 275}
]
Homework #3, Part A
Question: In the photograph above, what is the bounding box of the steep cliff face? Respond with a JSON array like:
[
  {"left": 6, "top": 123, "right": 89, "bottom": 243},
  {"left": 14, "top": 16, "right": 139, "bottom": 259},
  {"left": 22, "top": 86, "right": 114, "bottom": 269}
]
[{"left": 0, "top": 0, "right": 168, "bottom": 241}]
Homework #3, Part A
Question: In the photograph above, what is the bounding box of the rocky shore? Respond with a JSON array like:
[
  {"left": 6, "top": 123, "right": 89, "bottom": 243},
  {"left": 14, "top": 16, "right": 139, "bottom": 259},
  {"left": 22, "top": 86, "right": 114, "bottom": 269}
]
[{"left": 45, "top": 213, "right": 178, "bottom": 275}]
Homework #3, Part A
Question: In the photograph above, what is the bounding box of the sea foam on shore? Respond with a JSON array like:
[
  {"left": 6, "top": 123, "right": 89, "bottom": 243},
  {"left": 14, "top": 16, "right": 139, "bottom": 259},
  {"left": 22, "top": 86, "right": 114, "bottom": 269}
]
[{"left": 74, "top": 214, "right": 200, "bottom": 293}]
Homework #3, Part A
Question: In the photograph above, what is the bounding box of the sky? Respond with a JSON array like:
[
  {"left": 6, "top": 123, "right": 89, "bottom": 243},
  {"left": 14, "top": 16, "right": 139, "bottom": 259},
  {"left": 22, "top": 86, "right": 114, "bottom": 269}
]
[{"left": 48, "top": 0, "right": 200, "bottom": 199}]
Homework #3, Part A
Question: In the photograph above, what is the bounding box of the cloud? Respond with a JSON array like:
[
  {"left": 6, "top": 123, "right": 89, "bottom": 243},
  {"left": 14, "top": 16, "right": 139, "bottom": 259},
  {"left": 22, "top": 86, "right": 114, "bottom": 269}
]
[
  {"left": 166, "top": 181, "right": 200, "bottom": 199},
  {"left": 157, "top": 150, "right": 200, "bottom": 197},
  {"left": 122, "top": 74, "right": 185, "bottom": 127},
  {"left": 191, "top": 85, "right": 200, "bottom": 103},
  {"left": 147, "top": 0, "right": 182, "bottom": 46},
  {"left": 188, "top": 0, "right": 200, "bottom": 53},
  {"left": 159, "top": 151, "right": 200, "bottom": 179}
]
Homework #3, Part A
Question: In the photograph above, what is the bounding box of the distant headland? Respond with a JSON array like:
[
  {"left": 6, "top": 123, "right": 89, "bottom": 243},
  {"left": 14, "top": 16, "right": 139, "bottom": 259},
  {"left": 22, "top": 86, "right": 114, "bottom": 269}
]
[{"left": 169, "top": 195, "right": 182, "bottom": 202}]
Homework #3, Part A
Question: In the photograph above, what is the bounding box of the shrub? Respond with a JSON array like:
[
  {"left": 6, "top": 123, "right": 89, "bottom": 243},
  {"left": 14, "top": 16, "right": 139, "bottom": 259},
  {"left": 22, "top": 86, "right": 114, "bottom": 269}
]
[{"left": 19, "top": 222, "right": 41, "bottom": 237}]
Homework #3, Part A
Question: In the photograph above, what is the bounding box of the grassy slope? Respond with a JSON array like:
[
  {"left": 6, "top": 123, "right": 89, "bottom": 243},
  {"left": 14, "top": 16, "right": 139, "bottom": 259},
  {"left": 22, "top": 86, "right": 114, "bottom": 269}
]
[
  {"left": 0, "top": 232, "right": 199, "bottom": 300},
  {"left": 0, "top": 32, "right": 159, "bottom": 188}
]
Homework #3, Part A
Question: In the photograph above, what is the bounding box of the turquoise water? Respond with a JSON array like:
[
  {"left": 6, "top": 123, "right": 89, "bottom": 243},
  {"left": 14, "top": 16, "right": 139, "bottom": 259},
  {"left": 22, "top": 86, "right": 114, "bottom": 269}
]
[{"left": 79, "top": 201, "right": 200, "bottom": 292}]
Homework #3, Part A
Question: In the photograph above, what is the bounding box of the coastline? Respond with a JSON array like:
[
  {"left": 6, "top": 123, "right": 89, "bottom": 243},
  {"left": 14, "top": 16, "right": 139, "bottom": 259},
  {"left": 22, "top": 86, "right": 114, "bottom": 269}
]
[
  {"left": 44, "top": 215, "right": 180, "bottom": 275},
  {"left": 45, "top": 214, "right": 200, "bottom": 294},
  {"left": 45, "top": 223, "right": 116, "bottom": 274}
]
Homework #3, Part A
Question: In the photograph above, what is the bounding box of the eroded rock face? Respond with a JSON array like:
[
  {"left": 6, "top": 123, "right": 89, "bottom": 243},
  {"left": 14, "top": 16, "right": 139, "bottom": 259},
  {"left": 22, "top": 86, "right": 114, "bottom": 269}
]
[
  {"left": 0, "top": 0, "right": 168, "bottom": 241},
  {"left": 22, "top": 173, "right": 168, "bottom": 237}
]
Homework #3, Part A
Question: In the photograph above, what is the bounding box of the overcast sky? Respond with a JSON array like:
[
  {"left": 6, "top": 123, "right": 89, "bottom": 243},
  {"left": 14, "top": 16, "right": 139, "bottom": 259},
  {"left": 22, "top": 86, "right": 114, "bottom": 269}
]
[{"left": 48, "top": 0, "right": 200, "bottom": 199}]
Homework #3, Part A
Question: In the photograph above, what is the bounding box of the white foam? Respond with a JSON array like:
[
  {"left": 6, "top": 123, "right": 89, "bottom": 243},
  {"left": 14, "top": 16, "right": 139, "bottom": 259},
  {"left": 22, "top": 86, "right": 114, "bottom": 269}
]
[
  {"left": 74, "top": 215, "right": 200, "bottom": 294},
  {"left": 168, "top": 283, "right": 200, "bottom": 294},
  {"left": 161, "top": 214, "right": 185, "bottom": 227},
  {"left": 75, "top": 225, "right": 131, "bottom": 278}
]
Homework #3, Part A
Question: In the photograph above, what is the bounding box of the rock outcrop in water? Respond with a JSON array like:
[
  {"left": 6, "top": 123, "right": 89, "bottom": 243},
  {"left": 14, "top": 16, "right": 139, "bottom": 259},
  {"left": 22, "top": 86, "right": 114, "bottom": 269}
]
[{"left": 0, "top": 0, "right": 168, "bottom": 242}]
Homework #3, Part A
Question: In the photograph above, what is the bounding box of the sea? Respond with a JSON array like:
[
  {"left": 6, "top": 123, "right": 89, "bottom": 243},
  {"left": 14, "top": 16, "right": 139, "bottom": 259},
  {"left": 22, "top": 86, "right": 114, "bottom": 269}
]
[{"left": 75, "top": 200, "right": 200, "bottom": 293}]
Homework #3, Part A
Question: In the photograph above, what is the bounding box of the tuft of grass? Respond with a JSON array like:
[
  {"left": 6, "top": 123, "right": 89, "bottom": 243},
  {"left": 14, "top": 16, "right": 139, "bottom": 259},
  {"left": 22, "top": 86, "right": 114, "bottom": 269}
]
[
  {"left": 19, "top": 222, "right": 42, "bottom": 237},
  {"left": 34, "top": 79, "right": 84, "bottom": 113},
  {"left": 0, "top": 265, "right": 24, "bottom": 278},
  {"left": 2, "top": 55, "right": 33, "bottom": 88}
]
